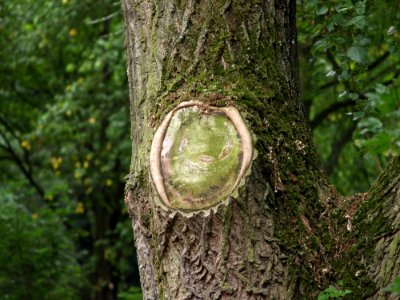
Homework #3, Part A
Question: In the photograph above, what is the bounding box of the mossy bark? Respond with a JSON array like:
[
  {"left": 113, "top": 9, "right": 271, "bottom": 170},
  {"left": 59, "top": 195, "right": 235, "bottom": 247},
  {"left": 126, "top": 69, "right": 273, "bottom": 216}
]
[
  {"left": 122, "top": 0, "right": 400, "bottom": 299},
  {"left": 335, "top": 157, "right": 400, "bottom": 299}
]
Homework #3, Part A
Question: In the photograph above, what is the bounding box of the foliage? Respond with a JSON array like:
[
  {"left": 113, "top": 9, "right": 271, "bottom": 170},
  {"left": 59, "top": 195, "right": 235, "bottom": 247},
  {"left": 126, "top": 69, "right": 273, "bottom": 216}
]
[
  {"left": 298, "top": 0, "right": 400, "bottom": 194},
  {"left": 318, "top": 287, "right": 352, "bottom": 300},
  {"left": 0, "top": 194, "right": 88, "bottom": 300},
  {"left": 385, "top": 276, "right": 400, "bottom": 294},
  {"left": 0, "top": 0, "right": 140, "bottom": 298},
  {"left": 317, "top": 281, "right": 352, "bottom": 300},
  {"left": 118, "top": 287, "right": 143, "bottom": 300}
]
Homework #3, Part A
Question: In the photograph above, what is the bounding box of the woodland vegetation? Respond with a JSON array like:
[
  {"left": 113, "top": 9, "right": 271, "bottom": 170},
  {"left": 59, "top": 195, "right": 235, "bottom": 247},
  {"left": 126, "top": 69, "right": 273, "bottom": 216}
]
[{"left": 0, "top": 0, "right": 399, "bottom": 299}]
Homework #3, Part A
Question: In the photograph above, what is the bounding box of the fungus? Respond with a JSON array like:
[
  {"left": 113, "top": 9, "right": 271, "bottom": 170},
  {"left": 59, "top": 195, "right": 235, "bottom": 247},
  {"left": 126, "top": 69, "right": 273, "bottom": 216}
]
[{"left": 150, "top": 101, "right": 252, "bottom": 211}]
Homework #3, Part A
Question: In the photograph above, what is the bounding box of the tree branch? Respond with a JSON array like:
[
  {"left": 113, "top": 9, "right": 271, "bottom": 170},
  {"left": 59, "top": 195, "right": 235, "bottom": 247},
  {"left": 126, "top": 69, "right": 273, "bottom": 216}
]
[
  {"left": 318, "top": 51, "right": 391, "bottom": 91},
  {"left": 349, "top": 157, "right": 400, "bottom": 297},
  {"left": 367, "top": 51, "right": 390, "bottom": 71},
  {"left": 325, "top": 121, "right": 357, "bottom": 176},
  {"left": 0, "top": 127, "right": 45, "bottom": 199},
  {"left": 310, "top": 66, "right": 399, "bottom": 130},
  {"left": 0, "top": 115, "right": 21, "bottom": 141},
  {"left": 310, "top": 99, "right": 356, "bottom": 130}
]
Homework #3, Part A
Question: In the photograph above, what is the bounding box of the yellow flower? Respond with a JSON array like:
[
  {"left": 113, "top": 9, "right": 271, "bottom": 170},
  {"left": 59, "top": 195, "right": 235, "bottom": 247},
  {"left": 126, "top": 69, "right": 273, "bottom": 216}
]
[
  {"left": 32, "top": 214, "right": 38, "bottom": 219},
  {"left": 50, "top": 157, "right": 63, "bottom": 170},
  {"left": 62, "top": 0, "right": 69, "bottom": 4},
  {"left": 68, "top": 28, "right": 77, "bottom": 37},
  {"left": 20, "top": 140, "right": 31, "bottom": 150},
  {"left": 83, "top": 161, "right": 89, "bottom": 169},
  {"left": 75, "top": 202, "right": 85, "bottom": 214},
  {"left": 105, "top": 179, "right": 113, "bottom": 187},
  {"left": 88, "top": 117, "right": 96, "bottom": 124}
]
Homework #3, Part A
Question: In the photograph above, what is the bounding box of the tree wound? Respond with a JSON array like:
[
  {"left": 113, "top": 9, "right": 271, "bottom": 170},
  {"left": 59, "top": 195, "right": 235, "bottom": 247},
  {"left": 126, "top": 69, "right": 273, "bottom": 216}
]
[{"left": 150, "top": 101, "right": 252, "bottom": 211}]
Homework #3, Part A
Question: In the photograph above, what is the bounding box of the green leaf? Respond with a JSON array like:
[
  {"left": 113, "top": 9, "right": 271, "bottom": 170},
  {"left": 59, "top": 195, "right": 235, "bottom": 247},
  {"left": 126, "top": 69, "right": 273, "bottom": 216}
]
[
  {"left": 358, "top": 117, "right": 383, "bottom": 134},
  {"left": 312, "top": 39, "right": 329, "bottom": 54},
  {"left": 355, "top": 1, "right": 366, "bottom": 15},
  {"left": 118, "top": 286, "right": 143, "bottom": 300},
  {"left": 360, "top": 132, "right": 394, "bottom": 154},
  {"left": 316, "top": 5, "right": 329, "bottom": 15},
  {"left": 347, "top": 46, "right": 367, "bottom": 63},
  {"left": 332, "top": 13, "right": 346, "bottom": 26},
  {"left": 375, "top": 83, "right": 389, "bottom": 95},
  {"left": 66, "top": 63, "right": 75, "bottom": 73},
  {"left": 385, "top": 277, "right": 400, "bottom": 294},
  {"left": 334, "top": 2, "right": 352, "bottom": 13},
  {"left": 346, "top": 16, "right": 366, "bottom": 29},
  {"left": 349, "top": 93, "right": 359, "bottom": 100},
  {"left": 339, "top": 70, "right": 350, "bottom": 81},
  {"left": 350, "top": 111, "right": 365, "bottom": 121},
  {"left": 318, "top": 286, "right": 352, "bottom": 300}
]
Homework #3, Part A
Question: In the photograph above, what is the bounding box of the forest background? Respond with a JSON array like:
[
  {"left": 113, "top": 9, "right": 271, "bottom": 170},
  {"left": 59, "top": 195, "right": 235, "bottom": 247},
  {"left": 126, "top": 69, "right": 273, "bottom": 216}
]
[{"left": 0, "top": 0, "right": 399, "bottom": 299}]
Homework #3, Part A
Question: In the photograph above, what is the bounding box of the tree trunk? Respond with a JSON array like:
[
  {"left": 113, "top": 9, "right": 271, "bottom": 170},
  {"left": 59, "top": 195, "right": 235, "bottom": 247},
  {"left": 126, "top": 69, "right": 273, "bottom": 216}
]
[{"left": 121, "top": 0, "right": 400, "bottom": 299}]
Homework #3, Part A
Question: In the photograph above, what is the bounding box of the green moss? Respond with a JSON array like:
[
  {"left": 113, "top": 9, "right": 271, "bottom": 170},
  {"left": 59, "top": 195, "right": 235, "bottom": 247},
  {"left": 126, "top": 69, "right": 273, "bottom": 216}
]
[
  {"left": 310, "top": 236, "right": 320, "bottom": 250},
  {"left": 334, "top": 158, "right": 400, "bottom": 298},
  {"left": 125, "top": 169, "right": 146, "bottom": 191},
  {"left": 140, "top": 213, "right": 151, "bottom": 229},
  {"left": 246, "top": 243, "right": 255, "bottom": 263},
  {"left": 384, "top": 235, "right": 400, "bottom": 278}
]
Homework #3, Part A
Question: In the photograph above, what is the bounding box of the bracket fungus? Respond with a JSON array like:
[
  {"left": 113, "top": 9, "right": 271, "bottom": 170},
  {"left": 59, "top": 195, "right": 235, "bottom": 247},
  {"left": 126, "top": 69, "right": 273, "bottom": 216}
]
[{"left": 150, "top": 101, "right": 252, "bottom": 211}]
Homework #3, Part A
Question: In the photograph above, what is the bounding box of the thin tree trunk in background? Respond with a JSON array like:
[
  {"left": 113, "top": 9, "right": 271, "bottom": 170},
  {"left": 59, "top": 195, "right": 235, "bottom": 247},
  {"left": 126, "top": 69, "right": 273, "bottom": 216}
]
[{"left": 121, "top": 0, "right": 400, "bottom": 299}]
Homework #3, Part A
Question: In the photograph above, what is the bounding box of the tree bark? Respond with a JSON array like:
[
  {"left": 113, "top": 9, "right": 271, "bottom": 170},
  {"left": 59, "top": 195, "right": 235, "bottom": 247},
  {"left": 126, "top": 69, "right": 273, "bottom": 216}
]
[
  {"left": 337, "top": 157, "right": 400, "bottom": 299},
  {"left": 122, "top": 0, "right": 400, "bottom": 299}
]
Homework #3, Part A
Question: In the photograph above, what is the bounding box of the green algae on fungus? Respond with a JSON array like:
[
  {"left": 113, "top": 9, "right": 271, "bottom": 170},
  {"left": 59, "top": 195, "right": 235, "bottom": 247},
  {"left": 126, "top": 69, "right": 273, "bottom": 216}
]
[{"left": 150, "top": 101, "right": 252, "bottom": 211}]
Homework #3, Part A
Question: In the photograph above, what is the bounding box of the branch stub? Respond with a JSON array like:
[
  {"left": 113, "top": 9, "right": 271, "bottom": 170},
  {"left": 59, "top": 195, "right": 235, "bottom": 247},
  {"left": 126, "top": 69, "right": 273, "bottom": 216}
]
[{"left": 150, "top": 101, "right": 252, "bottom": 212}]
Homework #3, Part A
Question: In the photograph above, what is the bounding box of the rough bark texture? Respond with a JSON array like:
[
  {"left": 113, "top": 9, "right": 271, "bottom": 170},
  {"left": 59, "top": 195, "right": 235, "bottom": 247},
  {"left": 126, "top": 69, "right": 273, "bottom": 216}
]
[
  {"left": 366, "top": 157, "right": 400, "bottom": 299},
  {"left": 121, "top": 0, "right": 400, "bottom": 299},
  {"left": 336, "top": 157, "right": 400, "bottom": 299}
]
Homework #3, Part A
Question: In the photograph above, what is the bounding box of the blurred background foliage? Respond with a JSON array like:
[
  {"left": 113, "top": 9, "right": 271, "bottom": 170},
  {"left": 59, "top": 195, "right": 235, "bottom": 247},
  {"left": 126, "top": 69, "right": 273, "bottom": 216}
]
[
  {"left": 0, "top": 0, "right": 139, "bottom": 299},
  {"left": 298, "top": 0, "right": 400, "bottom": 194},
  {"left": 0, "top": 0, "right": 399, "bottom": 299}
]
